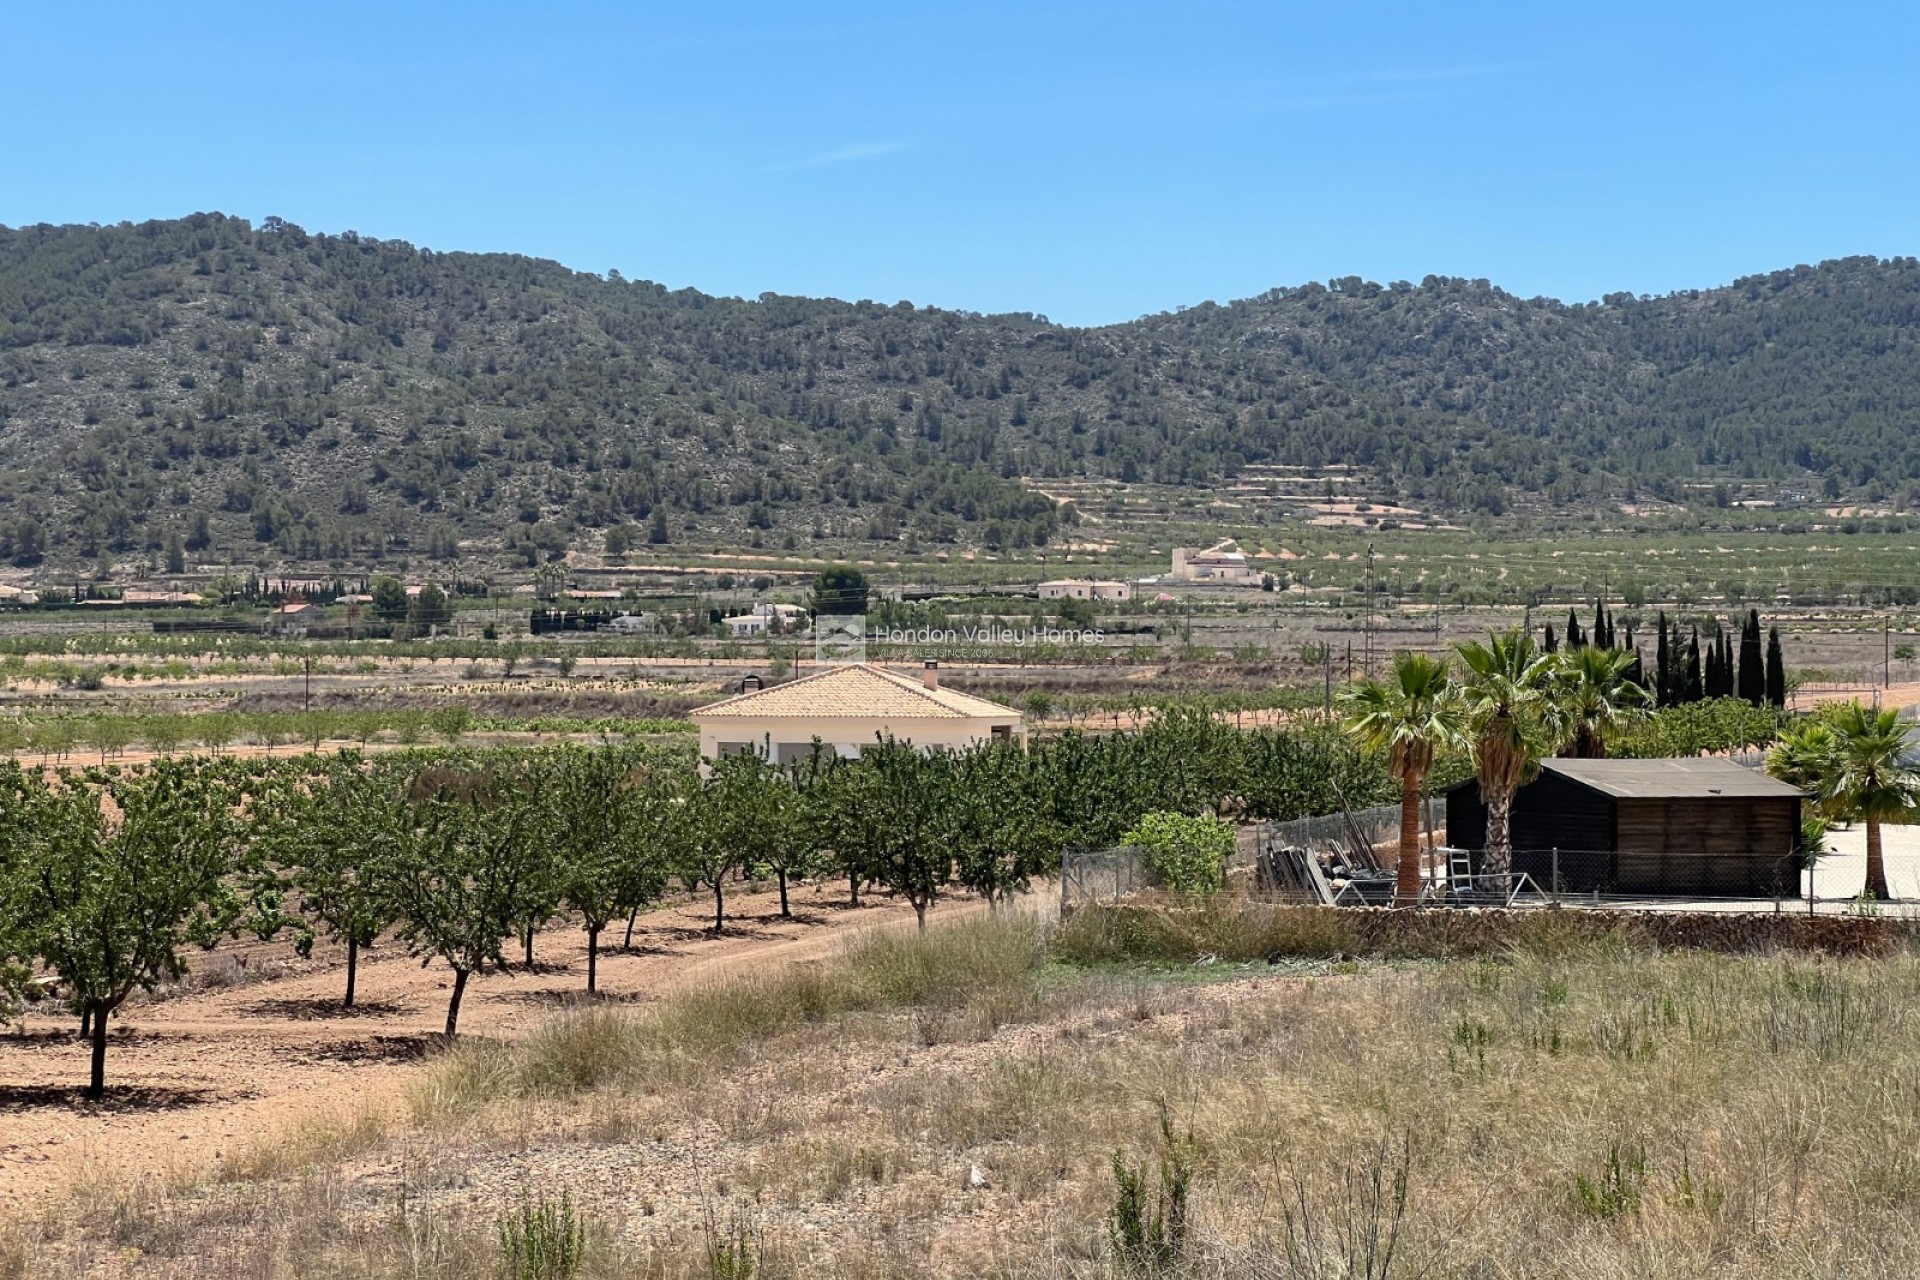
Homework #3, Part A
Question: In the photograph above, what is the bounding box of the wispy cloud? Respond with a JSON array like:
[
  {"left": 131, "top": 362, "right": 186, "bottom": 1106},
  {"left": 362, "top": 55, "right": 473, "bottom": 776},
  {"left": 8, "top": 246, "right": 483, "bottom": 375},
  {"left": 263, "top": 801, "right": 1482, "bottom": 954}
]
[{"left": 779, "top": 141, "right": 910, "bottom": 171}]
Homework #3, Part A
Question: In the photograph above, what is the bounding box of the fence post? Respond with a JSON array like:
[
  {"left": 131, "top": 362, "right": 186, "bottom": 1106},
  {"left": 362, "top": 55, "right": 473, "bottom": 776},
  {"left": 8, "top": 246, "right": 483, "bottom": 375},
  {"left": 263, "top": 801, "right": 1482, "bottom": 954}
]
[
  {"left": 1551, "top": 847, "right": 1560, "bottom": 902},
  {"left": 1808, "top": 856, "right": 1815, "bottom": 918}
]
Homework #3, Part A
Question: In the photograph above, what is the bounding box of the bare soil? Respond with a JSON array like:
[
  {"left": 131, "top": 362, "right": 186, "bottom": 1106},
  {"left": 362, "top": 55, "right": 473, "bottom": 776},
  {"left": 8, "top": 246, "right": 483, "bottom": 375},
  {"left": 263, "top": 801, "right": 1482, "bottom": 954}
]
[{"left": 0, "top": 883, "right": 924, "bottom": 1210}]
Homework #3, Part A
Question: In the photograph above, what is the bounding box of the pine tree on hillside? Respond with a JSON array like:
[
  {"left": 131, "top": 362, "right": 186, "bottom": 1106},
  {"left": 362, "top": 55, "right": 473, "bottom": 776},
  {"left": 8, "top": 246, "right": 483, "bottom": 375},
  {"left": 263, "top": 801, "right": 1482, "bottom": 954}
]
[
  {"left": 1766, "top": 626, "right": 1787, "bottom": 708},
  {"left": 1738, "top": 609, "right": 1765, "bottom": 706}
]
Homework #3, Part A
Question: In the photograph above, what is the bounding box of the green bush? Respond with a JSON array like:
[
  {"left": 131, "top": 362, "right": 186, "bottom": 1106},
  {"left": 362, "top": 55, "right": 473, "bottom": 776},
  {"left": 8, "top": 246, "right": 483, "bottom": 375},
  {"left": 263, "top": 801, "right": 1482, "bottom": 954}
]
[
  {"left": 1121, "top": 811, "right": 1233, "bottom": 899},
  {"left": 496, "top": 1192, "right": 586, "bottom": 1280}
]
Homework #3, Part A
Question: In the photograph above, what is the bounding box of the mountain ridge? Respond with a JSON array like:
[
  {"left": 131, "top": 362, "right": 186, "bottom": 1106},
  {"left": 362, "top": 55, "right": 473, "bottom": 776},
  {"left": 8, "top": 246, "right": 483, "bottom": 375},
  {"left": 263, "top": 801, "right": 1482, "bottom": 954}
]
[{"left": 1, "top": 212, "right": 1917, "bottom": 569}]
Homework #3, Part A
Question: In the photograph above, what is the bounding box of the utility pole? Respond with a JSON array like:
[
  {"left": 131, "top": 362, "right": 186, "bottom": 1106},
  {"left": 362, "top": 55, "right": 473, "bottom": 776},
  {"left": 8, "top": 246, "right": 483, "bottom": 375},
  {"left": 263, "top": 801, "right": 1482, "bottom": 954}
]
[
  {"left": 1887, "top": 615, "right": 1892, "bottom": 689},
  {"left": 1365, "top": 542, "right": 1376, "bottom": 677},
  {"left": 303, "top": 655, "right": 312, "bottom": 715}
]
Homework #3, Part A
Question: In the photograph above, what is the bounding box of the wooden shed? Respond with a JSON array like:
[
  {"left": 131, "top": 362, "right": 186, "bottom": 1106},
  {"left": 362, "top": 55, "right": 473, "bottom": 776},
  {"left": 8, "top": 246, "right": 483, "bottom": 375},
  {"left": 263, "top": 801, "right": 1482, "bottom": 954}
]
[{"left": 1444, "top": 759, "right": 1804, "bottom": 897}]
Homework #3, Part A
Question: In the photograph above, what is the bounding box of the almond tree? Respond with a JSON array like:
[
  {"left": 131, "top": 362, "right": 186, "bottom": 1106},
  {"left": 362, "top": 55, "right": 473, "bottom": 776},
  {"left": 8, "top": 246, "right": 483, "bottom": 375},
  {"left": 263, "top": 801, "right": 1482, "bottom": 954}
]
[
  {"left": 22, "top": 760, "right": 245, "bottom": 1098},
  {"left": 684, "top": 763, "right": 748, "bottom": 932},
  {"left": 830, "top": 739, "right": 952, "bottom": 929},
  {"left": 251, "top": 751, "right": 404, "bottom": 1008},
  {"left": 948, "top": 741, "right": 1060, "bottom": 907},
  {"left": 385, "top": 759, "right": 546, "bottom": 1036},
  {"left": 704, "top": 747, "right": 817, "bottom": 921},
  {"left": 0, "top": 761, "right": 42, "bottom": 1021},
  {"left": 541, "top": 746, "right": 675, "bottom": 993}
]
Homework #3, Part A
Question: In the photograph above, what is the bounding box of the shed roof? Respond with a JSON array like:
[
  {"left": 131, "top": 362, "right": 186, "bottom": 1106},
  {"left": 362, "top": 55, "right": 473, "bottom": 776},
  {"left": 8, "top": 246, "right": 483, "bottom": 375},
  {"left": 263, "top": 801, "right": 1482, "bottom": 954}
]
[
  {"left": 1538, "top": 758, "right": 1804, "bottom": 800},
  {"left": 692, "top": 663, "right": 1019, "bottom": 722}
]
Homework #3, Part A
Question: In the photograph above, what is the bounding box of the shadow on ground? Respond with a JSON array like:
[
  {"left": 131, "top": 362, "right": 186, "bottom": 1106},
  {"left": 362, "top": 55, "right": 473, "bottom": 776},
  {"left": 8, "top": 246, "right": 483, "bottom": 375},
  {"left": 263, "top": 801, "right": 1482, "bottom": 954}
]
[{"left": 0, "top": 1083, "right": 235, "bottom": 1112}]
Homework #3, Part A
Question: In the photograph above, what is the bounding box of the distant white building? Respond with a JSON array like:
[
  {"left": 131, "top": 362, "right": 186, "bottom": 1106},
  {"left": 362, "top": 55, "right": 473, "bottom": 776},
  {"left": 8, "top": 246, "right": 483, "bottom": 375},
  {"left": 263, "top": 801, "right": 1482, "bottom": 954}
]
[
  {"left": 723, "top": 613, "right": 770, "bottom": 638},
  {"left": 692, "top": 662, "right": 1025, "bottom": 765},
  {"left": 1038, "top": 579, "right": 1132, "bottom": 602},
  {"left": 1171, "top": 546, "right": 1260, "bottom": 585},
  {"left": 272, "top": 600, "right": 320, "bottom": 636},
  {"left": 601, "top": 612, "right": 655, "bottom": 635},
  {"left": 746, "top": 601, "right": 806, "bottom": 634}
]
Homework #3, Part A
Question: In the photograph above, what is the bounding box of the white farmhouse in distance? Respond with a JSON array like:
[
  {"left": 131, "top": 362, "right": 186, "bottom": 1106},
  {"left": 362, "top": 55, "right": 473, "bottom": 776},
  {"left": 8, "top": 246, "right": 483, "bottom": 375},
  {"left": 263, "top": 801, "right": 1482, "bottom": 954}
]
[
  {"left": 692, "top": 662, "right": 1026, "bottom": 764},
  {"left": 1170, "top": 544, "right": 1261, "bottom": 585},
  {"left": 1038, "top": 578, "right": 1132, "bottom": 602}
]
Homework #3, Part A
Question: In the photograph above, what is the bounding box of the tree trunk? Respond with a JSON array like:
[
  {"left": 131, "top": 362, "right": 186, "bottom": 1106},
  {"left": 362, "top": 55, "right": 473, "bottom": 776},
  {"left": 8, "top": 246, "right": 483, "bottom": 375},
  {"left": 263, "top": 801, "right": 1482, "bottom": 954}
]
[
  {"left": 777, "top": 868, "right": 791, "bottom": 919},
  {"left": 586, "top": 925, "right": 601, "bottom": 995},
  {"left": 344, "top": 936, "right": 359, "bottom": 1009},
  {"left": 444, "top": 968, "right": 471, "bottom": 1038},
  {"left": 1482, "top": 786, "right": 1514, "bottom": 894},
  {"left": 78, "top": 1005, "right": 91, "bottom": 1039},
  {"left": 914, "top": 900, "right": 928, "bottom": 931},
  {"left": 86, "top": 1000, "right": 110, "bottom": 1101},
  {"left": 1395, "top": 777, "right": 1423, "bottom": 905},
  {"left": 848, "top": 870, "right": 861, "bottom": 908},
  {"left": 1866, "top": 817, "right": 1892, "bottom": 902},
  {"left": 523, "top": 924, "right": 535, "bottom": 969},
  {"left": 712, "top": 879, "right": 726, "bottom": 933},
  {"left": 623, "top": 905, "right": 640, "bottom": 950}
]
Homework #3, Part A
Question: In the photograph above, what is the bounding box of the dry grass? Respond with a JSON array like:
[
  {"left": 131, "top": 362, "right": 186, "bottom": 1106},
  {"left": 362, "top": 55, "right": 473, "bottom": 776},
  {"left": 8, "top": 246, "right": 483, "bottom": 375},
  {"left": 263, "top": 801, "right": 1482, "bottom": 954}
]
[{"left": 17, "top": 908, "right": 1920, "bottom": 1277}]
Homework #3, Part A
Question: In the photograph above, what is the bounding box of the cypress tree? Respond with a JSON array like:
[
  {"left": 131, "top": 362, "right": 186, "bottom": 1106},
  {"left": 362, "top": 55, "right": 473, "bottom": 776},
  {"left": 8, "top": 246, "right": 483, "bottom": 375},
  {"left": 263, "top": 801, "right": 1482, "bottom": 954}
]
[
  {"left": 1593, "top": 598, "right": 1607, "bottom": 650},
  {"left": 1567, "top": 608, "right": 1585, "bottom": 650},
  {"left": 1655, "top": 612, "right": 1672, "bottom": 708},
  {"left": 1738, "top": 609, "right": 1765, "bottom": 706},
  {"left": 1686, "top": 627, "right": 1703, "bottom": 703},
  {"left": 1543, "top": 623, "right": 1557, "bottom": 654},
  {"left": 1766, "top": 626, "right": 1787, "bottom": 708}
]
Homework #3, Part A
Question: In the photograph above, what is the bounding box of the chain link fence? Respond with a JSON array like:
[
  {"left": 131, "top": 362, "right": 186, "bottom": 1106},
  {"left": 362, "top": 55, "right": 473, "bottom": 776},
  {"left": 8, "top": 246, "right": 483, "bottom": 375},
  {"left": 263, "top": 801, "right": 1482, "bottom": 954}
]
[
  {"left": 1062, "top": 803, "right": 1428, "bottom": 912},
  {"left": 1058, "top": 808, "right": 1871, "bottom": 914}
]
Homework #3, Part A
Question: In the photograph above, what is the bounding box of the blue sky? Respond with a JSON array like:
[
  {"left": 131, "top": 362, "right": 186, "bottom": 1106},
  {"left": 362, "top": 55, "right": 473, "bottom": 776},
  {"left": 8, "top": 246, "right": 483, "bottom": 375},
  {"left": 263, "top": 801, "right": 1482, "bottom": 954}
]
[{"left": 7, "top": 1, "right": 1917, "bottom": 325}]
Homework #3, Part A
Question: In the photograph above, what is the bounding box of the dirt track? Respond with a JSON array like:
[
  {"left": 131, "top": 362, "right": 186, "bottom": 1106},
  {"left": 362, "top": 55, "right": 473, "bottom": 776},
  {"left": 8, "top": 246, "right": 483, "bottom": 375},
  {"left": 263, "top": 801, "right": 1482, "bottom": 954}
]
[{"left": 0, "top": 883, "right": 928, "bottom": 1209}]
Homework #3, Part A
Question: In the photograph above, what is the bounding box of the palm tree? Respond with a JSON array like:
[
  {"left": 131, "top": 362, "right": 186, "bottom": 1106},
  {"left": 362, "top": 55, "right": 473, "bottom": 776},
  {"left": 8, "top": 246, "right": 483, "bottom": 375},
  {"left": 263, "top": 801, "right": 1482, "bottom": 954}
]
[
  {"left": 1342, "top": 652, "right": 1461, "bottom": 903},
  {"left": 1767, "top": 718, "right": 1843, "bottom": 889},
  {"left": 1551, "top": 646, "right": 1651, "bottom": 759},
  {"left": 1775, "top": 704, "right": 1917, "bottom": 902},
  {"left": 1456, "top": 630, "right": 1555, "bottom": 892},
  {"left": 1765, "top": 719, "right": 1842, "bottom": 816}
]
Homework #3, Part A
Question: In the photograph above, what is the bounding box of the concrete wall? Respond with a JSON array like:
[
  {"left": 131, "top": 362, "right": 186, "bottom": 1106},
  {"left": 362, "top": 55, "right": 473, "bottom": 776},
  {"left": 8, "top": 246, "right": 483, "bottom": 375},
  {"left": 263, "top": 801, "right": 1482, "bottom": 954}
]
[{"left": 699, "top": 713, "right": 1025, "bottom": 763}]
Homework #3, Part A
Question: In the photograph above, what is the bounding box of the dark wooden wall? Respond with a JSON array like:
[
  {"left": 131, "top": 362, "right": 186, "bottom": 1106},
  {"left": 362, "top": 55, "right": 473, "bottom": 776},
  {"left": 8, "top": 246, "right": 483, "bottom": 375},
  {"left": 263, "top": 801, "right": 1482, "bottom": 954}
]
[
  {"left": 1445, "top": 776, "right": 1800, "bottom": 897},
  {"left": 1452, "top": 776, "right": 1593, "bottom": 851},
  {"left": 1614, "top": 796, "right": 1800, "bottom": 896}
]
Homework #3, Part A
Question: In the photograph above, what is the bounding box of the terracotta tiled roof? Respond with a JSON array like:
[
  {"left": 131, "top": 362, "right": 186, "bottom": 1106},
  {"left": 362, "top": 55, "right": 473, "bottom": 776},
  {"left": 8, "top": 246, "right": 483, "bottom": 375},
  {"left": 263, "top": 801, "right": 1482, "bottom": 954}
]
[{"left": 692, "top": 663, "right": 1019, "bottom": 721}]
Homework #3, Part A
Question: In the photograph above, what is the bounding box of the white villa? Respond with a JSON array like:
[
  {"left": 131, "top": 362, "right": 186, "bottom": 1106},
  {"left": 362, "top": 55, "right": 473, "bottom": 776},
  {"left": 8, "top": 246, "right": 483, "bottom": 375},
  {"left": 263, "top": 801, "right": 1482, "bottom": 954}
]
[
  {"left": 1171, "top": 545, "right": 1260, "bottom": 584},
  {"left": 1038, "top": 579, "right": 1132, "bottom": 602},
  {"left": 691, "top": 662, "right": 1026, "bottom": 764}
]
